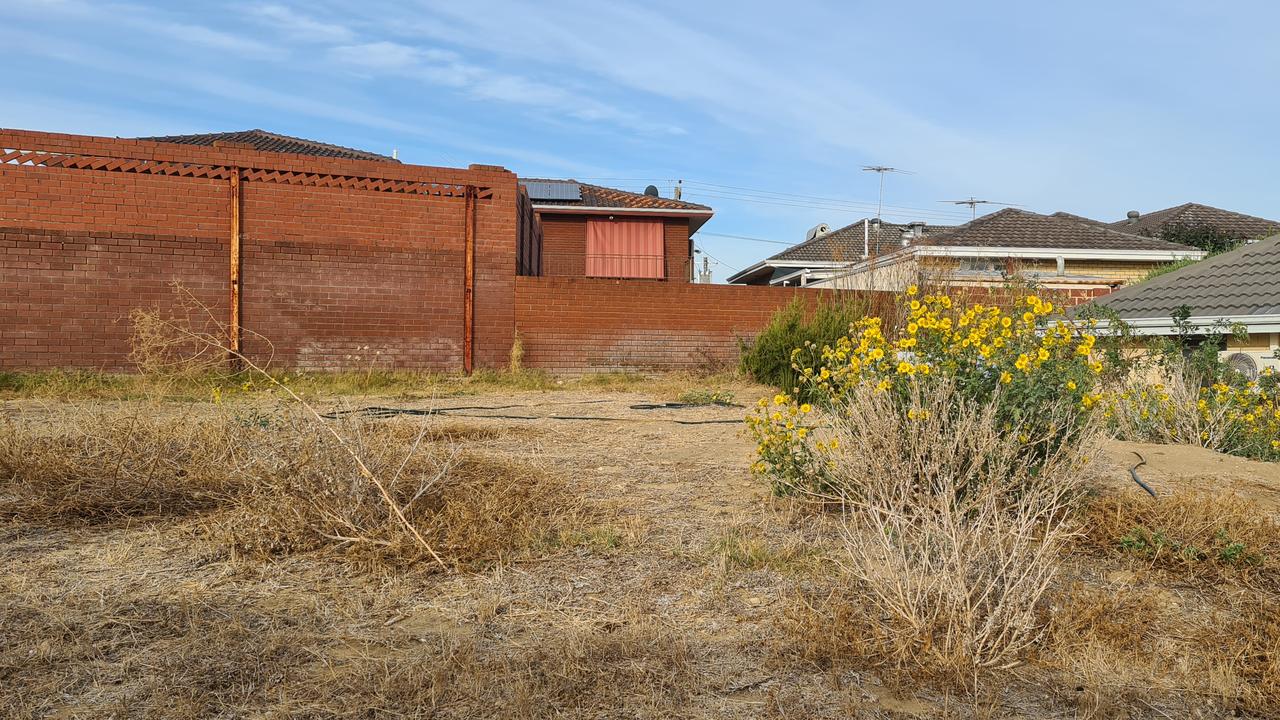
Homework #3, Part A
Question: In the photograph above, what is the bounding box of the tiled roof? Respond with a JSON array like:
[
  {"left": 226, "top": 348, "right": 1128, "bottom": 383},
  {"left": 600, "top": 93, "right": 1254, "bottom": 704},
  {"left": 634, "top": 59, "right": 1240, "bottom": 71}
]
[
  {"left": 1109, "top": 203, "right": 1280, "bottom": 240},
  {"left": 1092, "top": 233, "right": 1280, "bottom": 320},
  {"left": 135, "top": 129, "right": 396, "bottom": 162},
  {"left": 769, "top": 219, "right": 954, "bottom": 263},
  {"left": 521, "top": 178, "right": 711, "bottom": 211},
  {"left": 922, "top": 208, "right": 1196, "bottom": 252}
]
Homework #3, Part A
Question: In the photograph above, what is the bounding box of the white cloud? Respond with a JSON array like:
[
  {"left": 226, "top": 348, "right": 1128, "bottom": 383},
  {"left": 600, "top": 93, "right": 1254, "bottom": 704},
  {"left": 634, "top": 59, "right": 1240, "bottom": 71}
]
[
  {"left": 326, "top": 39, "right": 684, "bottom": 136},
  {"left": 247, "top": 3, "right": 353, "bottom": 43}
]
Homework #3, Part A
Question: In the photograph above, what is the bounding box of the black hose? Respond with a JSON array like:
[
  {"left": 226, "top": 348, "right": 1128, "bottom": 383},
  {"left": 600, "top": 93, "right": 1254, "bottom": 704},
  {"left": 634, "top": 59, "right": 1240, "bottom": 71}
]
[{"left": 1129, "top": 451, "right": 1157, "bottom": 498}]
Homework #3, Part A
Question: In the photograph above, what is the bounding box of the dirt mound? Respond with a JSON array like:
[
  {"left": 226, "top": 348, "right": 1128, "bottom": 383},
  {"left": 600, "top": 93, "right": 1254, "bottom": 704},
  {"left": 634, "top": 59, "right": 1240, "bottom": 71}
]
[{"left": 1101, "top": 440, "right": 1280, "bottom": 512}]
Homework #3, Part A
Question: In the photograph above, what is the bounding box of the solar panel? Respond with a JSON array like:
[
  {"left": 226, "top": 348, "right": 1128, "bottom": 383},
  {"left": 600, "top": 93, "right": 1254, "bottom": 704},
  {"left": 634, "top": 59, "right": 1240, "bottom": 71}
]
[{"left": 522, "top": 180, "right": 581, "bottom": 201}]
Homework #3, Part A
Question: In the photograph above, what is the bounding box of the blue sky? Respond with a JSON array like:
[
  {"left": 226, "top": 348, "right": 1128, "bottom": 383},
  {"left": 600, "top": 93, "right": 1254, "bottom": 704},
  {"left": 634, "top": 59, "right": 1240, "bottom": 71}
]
[{"left": 5, "top": 1, "right": 1279, "bottom": 281}]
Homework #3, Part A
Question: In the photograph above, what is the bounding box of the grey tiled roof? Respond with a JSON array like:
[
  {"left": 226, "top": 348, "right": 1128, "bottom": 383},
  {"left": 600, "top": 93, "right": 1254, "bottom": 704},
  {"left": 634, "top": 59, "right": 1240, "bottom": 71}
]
[
  {"left": 922, "top": 208, "right": 1196, "bottom": 252},
  {"left": 768, "top": 219, "right": 954, "bottom": 263},
  {"left": 1109, "top": 203, "right": 1280, "bottom": 240},
  {"left": 136, "top": 129, "right": 396, "bottom": 161},
  {"left": 521, "top": 178, "right": 711, "bottom": 211},
  {"left": 1091, "top": 234, "right": 1280, "bottom": 320}
]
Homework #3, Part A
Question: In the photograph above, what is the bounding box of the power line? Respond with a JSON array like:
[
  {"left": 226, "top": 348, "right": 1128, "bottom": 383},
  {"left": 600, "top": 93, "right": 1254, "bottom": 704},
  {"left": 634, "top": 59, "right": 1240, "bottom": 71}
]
[
  {"left": 681, "top": 189, "right": 969, "bottom": 223},
  {"left": 699, "top": 231, "right": 794, "bottom": 246},
  {"left": 678, "top": 179, "right": 969, "bottom": 219}
]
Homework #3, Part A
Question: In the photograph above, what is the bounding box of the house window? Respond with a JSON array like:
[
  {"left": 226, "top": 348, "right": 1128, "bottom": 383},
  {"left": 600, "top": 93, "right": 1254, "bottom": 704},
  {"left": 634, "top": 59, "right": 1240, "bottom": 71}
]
[
  {"left": 959, "top": 258, "right": 998, "bottom": 273},
  {"left": 586, "top": 218, "right": 664, "bottom": 279}
]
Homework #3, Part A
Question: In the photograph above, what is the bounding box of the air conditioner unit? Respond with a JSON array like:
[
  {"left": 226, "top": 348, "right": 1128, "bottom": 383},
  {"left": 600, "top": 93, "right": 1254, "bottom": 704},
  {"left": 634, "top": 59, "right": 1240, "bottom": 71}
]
[{"left": 1220, "top": 350, "right": 1280, "bottom": 379}]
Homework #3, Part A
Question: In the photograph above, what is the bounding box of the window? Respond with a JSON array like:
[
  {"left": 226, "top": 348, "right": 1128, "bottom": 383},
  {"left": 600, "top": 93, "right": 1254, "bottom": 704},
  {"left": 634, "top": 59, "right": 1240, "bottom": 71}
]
[
  {"left": 959, "top": 258, "right": 998, "bottom": 273},
  {"left": 586, "top": 218, "right": 664, "bottom": 279}
]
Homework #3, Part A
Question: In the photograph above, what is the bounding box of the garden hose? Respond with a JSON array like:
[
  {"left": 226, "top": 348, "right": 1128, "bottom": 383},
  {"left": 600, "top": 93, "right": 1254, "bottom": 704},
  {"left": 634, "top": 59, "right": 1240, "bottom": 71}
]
[{"left": 1129, "top": 451, "right": 1158, "bottom": 498}]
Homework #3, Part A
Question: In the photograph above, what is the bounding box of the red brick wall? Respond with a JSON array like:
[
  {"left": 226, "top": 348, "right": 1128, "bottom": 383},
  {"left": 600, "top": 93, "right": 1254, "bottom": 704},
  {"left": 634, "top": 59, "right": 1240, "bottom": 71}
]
[
  {"left": 537, "top": 214, "right": 692, "bottom": 281},
  {"left": 513, "top": 276, "right": 839, "bottom": 372},
  {"left": 0, "top": 129, "right": 516, "bottom": 371}
]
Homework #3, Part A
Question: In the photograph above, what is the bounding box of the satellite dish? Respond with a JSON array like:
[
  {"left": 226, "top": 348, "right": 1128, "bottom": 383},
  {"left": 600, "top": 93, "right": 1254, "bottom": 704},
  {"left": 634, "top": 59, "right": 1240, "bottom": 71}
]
[
  {"left": 805, "top": 223, "right": 831, "bottom": 242},
  {"left": 644, "top": 184, "right": 660, "bottom": 197},
  {"left": 1226, "top": 352, "right": 1259, "bottom": 380}
]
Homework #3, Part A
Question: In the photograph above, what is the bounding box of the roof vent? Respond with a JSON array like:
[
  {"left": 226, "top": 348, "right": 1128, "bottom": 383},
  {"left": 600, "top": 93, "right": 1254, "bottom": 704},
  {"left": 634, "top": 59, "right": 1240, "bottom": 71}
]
[
  {"left": 1126, "top": 210, "right": 1141, "bottom": 224},
  {"left": 644, "top": 184, "right": 660, "bottom": 197},
  {"left": 805, "top": 223, "right": 831, "bottom": 242},
  {"left": 908, "top": 221, "right": 926, "bottom": 239}
]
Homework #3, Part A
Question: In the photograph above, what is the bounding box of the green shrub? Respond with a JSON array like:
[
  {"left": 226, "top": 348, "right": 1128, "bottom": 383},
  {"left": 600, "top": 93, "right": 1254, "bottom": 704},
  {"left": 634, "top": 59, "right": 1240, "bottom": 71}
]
[{"left": 739, "top": 295, "right": 877, "bottom": 397}]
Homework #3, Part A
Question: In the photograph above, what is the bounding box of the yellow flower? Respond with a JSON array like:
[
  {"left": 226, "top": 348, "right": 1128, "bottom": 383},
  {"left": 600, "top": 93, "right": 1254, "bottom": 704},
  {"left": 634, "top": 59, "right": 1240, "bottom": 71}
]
[
  {"left": 897, "top": 361, "right": 916, "bottom": 375},
  {"left": 1022, "top": 311, "right": 1035, "bottom": 324},
  {"left": 1015, "top": 354, "right": 1031, "bottom": 372},
  {"left": 907, "top": 284, "right": 919, "bottom": 296},
  {"left": 797, "top": 427, "right": 809, "bottom": 438},
  {"left": 1000, "top": 371, "right": 1013, "bottom": 384},
  {"left": 918, "top": 363, "right": 931, "bottom": 375},
  {"left": 1001, "top": 316, "right": 1012, "bottom": 328},
  {"left": 800, "top": 403, "right": 813, "bottom": 413},
  {"left": 773, "top": 394, "right": 786, "bottom": 405},
  {"left": 1037, "top": 347, "right": 1050, "bottom": 362},
  {"left": 910, "top": 299, "right": 921, "bottom": 311},
  {"left": 876, "top": 379, "right": 892, "bottom": 392},
  {"left": 829, "top": 439, "right": 839, "bottom": 450},
  {"left": 1066, "top": 380, "right": 1077, "bottom": 391}
]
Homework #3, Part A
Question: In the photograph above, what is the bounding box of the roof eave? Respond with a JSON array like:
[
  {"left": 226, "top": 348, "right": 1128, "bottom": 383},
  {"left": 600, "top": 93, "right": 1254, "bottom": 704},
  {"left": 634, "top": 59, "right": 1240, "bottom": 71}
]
[
  {"left": 1095, "top": 314, "right": 1280, "bottom": 336},
  {"left": 914, "top": 245, "right": 1204, "bottom": 261}
]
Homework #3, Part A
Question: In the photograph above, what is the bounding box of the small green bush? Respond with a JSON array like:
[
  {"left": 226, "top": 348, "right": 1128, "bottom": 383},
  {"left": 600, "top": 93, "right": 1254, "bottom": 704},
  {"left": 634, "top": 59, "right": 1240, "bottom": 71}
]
[{"left": 739, "top": 295, "right": 877, "bottom": 396}]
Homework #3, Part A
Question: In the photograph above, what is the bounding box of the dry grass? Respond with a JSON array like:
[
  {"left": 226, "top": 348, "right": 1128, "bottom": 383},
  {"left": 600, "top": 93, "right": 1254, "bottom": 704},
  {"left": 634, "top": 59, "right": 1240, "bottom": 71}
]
[
  {"left": 1082, "top": 489, "right": 1280, "bottom": 583},
  {"left": 0, "top": 402, "right": 600, "bottom": 572},
  {"left": 0, "top": 406, "right": 252, "bottom": 522},
  {"left": 0, "top": 569, "right": 701, "bottom": 719},
  {"left": 213, "top": 416, "right": 597, "bottom": 571}
]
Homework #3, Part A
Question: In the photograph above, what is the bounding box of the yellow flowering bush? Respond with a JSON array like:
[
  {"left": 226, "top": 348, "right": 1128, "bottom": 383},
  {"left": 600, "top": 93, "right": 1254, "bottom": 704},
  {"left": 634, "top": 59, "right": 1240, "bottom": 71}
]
[
  {"left": 747, "top": 288, "right": 1106, "bottom": 495},
  {"left": 1108, "top": 370, "right": 1280, "bottom": 461}
]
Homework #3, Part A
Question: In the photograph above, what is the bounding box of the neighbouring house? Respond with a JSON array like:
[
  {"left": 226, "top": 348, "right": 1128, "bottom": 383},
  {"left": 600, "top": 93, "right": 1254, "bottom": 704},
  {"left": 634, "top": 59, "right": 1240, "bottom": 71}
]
[
  {"left": 518, "top": 179, "right": 713, "bottom": 281},
  {"left": 738, "top": 208, "right": 1202, "bottom": 294},
  {"left": 1089, "top": 233, "right": 1280, "bottom": 376},
  {"left": 136, "top": 129, "right": 399, "bottom": 161},
  {"left": 1108, "top": 202, "right": 1280, "bottom": 245},
  {"left": 726, "top": 219, "right": 954, "bottom": 286}
]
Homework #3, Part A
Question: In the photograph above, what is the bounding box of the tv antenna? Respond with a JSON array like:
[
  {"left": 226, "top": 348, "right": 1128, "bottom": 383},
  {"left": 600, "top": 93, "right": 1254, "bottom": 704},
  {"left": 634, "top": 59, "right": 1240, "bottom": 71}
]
[
  {"left": 861, "top": 166, "right": 912, "bottom": 221},
  {"left": 940, "top": 197, "right": 1017, "bottom": 220}
]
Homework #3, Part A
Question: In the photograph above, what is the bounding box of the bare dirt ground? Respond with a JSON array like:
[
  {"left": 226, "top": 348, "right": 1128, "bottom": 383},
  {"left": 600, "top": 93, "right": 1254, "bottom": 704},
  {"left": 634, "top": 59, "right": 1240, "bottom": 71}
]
[{"left": 4, "top": 383, "right": 1278, "bottom": 718}]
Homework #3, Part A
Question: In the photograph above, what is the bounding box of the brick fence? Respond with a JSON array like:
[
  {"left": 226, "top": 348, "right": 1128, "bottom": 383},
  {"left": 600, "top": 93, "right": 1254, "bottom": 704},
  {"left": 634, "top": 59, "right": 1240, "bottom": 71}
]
[
  {"left": 513, "top": 276, "right": 833, "bottom": 372},
  {"left": 1, "top": 129, "right": 516, "bottom": 371}
]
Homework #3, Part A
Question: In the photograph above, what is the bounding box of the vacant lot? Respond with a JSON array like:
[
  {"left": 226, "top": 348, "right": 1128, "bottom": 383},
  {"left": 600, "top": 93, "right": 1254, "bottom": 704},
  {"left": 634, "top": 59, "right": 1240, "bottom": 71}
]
[{"left": 3, "top": 376, "right": 1278, "bottom": 718}]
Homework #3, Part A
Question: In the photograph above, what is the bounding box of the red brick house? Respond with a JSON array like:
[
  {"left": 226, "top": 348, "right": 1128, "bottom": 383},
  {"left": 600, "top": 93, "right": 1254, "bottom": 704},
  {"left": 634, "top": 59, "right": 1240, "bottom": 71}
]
[{"left": 518, "top": 179, "right": 713, "bottom": 282}]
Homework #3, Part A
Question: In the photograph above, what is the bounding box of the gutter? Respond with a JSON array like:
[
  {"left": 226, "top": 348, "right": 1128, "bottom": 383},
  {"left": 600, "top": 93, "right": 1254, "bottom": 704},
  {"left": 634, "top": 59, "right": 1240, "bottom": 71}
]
[
  {"left": 532, "top": 204, "right": 715, "bottom": 234},
  {"left": 1094, "top": 313, "right": 1280, "bottom": 336},
  {"left": 913, "top": 245, "right": 1203, "bottom": 262}
]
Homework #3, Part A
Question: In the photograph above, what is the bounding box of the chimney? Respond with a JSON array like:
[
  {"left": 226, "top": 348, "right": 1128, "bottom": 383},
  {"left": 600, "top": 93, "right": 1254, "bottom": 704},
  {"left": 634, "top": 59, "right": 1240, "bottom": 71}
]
[
  {"left": 1126, "top": 210, "right": 1140, "bottom": 224},
  {"left": 900, "top": 226, "right": 912, "bottom": 246},
  {"left": 909, "top": 221, "right": 926, "bottom": 239}
]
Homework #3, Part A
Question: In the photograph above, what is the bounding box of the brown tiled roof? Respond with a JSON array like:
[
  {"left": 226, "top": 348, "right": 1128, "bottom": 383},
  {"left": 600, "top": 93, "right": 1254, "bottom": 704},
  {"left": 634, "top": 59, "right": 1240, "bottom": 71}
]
[
  {"left": 521, "top": 178, "right": 711, "bottom": 211},
  {"left": 1092, "top": 233, "right": 1280, "bottom": 320},
  {"left": 1109, "top": 203, "right": 1280, "bottom": 240},
  {"left": 923, "top": 208, "right": 1196, "bottom": 252},
  {"left": 136, "top": 129, "right": 397, "bottom": 162},
  {"left": 769, "top": 219, "right": 954, "bottom": 263},
  {"left": 1050, "top": 211, "right": 1108, "bottom": 226}
]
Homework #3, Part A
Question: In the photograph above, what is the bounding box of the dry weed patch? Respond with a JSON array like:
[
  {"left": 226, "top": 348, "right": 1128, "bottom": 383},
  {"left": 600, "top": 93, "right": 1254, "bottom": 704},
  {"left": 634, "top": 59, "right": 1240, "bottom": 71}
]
[
  {"left": 0, "top": 406, "right": 254, "bottom": 523},
  {"left": 2, "top": 402, "right": 600, "bottom": 572},
  {"left": 1082, "top": 490, "right": 1280, "bottom": 582},
  {"left": 210, "top": 413, "right": 598, "bottom": 571}
]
